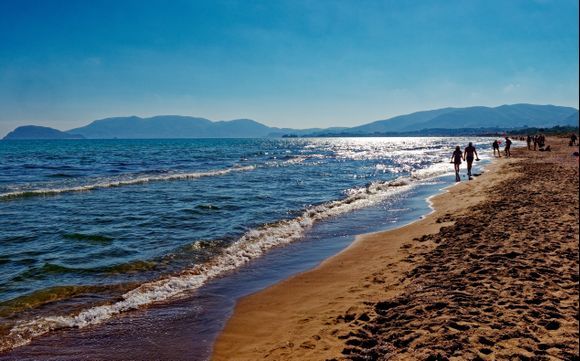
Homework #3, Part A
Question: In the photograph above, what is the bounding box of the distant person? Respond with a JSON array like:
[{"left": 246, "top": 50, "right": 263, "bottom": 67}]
[
  {"left": 533, "top": 135, "right": 538, "bottom": 151},
  {"left": 492, "top": 140, "right": 501, "bottom": 157},
  {"left": 571, "top": 133, "right": 578, "bottom": 146},
  {"left": 504, "top": 137, "right": 512, "bottom": 158},
  {"left": 538, "top": 134, "right": 545, "bottom": 148},
  {"left": 526, "top": 135, "right": 532, "bottom": 150},
  {"left": 463, "top": 142, "right": 480, "bottom": 179},
  {"left": 450, "top": 146, "right": 463, "bottom": 182}
]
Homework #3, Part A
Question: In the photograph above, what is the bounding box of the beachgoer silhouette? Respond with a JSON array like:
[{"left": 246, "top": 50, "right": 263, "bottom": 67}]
[
  {"left": 492, "top": 140, "right": 501, "bottom": 157},
  {"left": 538, "top": 134, "right": 545, "bottom": 148},
  {"left": 450, "top": 146, "right": 462, "bottom": 182},
  {"left": 463, "top": 142, "right": 480, "bottom": 179},
  {"left": 504, "top": 137, "right": 512, "bottom": 158},
  {"left": 533, "top": 135, "right": 538, "bottom": 151},
  {"left": 571, "top": 133, "right": 578, "bottom": 146},
  {"left": 526, "top": 135, "right": 532, "bottom": 150}
]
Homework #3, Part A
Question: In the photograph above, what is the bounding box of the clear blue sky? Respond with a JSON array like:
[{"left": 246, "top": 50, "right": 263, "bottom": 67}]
[{"left": 0, "top": 0, "right": 578, "bottom": 135}]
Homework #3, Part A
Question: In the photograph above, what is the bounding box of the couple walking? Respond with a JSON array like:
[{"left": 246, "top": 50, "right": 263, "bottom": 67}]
[{"left": 451, "top": 142, "right": 480, "bottom": 182}]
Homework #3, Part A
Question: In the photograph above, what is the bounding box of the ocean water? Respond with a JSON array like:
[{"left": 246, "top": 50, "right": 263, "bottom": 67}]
[{"left": 0, "top": 137, "right": 495, "bottom": 354}]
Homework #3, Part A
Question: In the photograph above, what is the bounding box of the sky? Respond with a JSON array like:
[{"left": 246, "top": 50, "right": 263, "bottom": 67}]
[{"left": 0, "top": 0, "right": 578, "bottom": 135}]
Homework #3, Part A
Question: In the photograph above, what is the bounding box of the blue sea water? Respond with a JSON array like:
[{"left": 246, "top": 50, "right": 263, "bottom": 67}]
[{"left": 0, "top": 137, "right": 495, "bottom": 353}]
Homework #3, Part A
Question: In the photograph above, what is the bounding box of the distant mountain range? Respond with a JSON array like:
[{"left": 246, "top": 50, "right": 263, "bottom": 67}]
[
  {"left": 314, "top": 104, "right": 579, "bottom": 136},
  {"left": 3, "top": 104, "right": 578, "bottom": 140}
]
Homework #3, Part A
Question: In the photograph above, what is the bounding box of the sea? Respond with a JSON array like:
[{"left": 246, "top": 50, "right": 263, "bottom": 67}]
[{"left": 0, "top": 137, "right": 499, "bottom": 360}]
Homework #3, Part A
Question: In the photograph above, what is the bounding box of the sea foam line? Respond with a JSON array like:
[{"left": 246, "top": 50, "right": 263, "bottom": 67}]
[
  {"left": 1, "top": 175, "right": 417, "bottom": 352},
  {"left": 0, "top": 165, "right": 256, "bottom": 200}
]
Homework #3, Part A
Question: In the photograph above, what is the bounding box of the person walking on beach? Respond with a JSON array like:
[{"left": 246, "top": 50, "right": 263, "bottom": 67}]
[
  {"left": 538, "top": 134, "right": 545, "bottom": 148},
  {"left": 463, "top": 142, "right": 480, "bottom": 179},
  {"left": 533, "top": 135, "right": 538, "bottom": 150},
  {"left": 451, "top": 146, "right": 463, "bottom": 182},
  {"left": 492, "top": 140, "right": 501, "bottom": 157},
  {"left": 504, "top": 136, "right": 512, "bottom": 158},
  {"left": 526, "top": 135, "right": 532, "bottom": 150},
  {"left": 571, "top": 133, "right": 577, "bottom": 146}
]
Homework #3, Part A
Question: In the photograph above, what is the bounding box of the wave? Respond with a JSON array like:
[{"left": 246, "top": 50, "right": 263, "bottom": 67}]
[
  {"left": 0, "top": 165, "right": 256, "bottom": 200},
  {"left": 0, "top": 285, "right": 132, "bottom": 320},
  {"left": 46, "top": 173, "right": 76, "bottom": 178},
  {"left": 265, "top": 155, "right": 318, "bottom": 167},
  {"left": 410, "top": 161, "right": 454, "bottom": 180},
  {"left": 62, "top": 233, "right": 114, "bottom": 243},
  {"left": 0, "top": 174, "right": 418, "bottom": 352}
]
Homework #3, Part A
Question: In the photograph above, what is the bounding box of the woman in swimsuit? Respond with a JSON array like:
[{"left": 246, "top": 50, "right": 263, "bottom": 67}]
[{"left": 450, "top": 146, "right": 463, "bottom": 182}]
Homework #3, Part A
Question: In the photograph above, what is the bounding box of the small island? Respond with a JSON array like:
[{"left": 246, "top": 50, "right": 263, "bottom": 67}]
[{"left": 2, "top": 126, "right": 85, "bottom": 140}]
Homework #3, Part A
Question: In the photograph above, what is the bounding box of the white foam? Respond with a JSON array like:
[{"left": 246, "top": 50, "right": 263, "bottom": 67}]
[
  {"left": 266, "top": 154, "right": 327, "bottom": 167},
  {"left": 0, "top": 165, "right": 256, "bottom": 200},
  {"left": 1, "top": 176, "right": 415, "bottom": 352},
  {"left": 411, "top": 161, "right": 454, "bottom": 180}
]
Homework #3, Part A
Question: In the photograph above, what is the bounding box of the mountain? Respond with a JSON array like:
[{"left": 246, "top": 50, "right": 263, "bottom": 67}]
[
  {"left": 561, "top": 111, "right": 579, "bottom": 125},
  {"left": 3, "top": 125, "right": 85, "bottom": 140},
  {"left": 340, "top": 104, "right": 578, "bottom": 135},
  {"left": 66, "top": 116, "right": 277, "bottom": 139},
  {"left": 408, "top": 104, "right": 578, "bottom": 130},
  {"left": 346, "top": 107, "right": 457, "bottom": 134},
  {"left": 67, "top": 115, "right": 343, "bottom": 139},
  {"left": 3, "top": 104, "right": 578, "bottom": 139}
]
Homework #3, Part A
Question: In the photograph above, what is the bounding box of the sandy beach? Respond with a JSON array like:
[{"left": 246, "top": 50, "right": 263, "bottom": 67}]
[{"left": 213, "top": 138, "right": 579, "bottom": 360}]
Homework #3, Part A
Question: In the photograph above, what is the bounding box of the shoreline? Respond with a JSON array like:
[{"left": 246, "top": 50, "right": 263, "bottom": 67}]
[
  {"left": 213, "top": 139, "right": 579, "bottom": 360},
  {"left": 213, "top": 158, "right": 509, "bottom": 360}
]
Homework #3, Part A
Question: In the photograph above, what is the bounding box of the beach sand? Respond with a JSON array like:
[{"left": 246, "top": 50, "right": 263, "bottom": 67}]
[{"left": 213, "top": 137, "right": 579, "bottom": 360}]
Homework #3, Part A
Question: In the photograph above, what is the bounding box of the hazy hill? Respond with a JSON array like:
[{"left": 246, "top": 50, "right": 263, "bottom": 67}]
[
  {"left": 66, "top": 116, "right": 276, "bottom": 138},
  {"left": 409, "top": 104, "right": 578, "bottom": 130},
  {"left": 3, "top": 125, "right": 85, "bottom": 140},
  {"left": 342, "top": 104, "right": 578, "bottom": 135},
  {"left": 561, "top": 111, "right": 579, "bottom": 125},
  {"left": 346, "top": 107, "right": 457, "bottom": 134}
]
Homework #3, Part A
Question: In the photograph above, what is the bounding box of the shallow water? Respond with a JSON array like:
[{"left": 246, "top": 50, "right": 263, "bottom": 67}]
[{"left": 0, "top": 137, "right": 495, "bottom": 352}]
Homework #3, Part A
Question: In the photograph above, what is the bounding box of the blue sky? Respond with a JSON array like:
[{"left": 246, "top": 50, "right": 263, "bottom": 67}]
[{"left": 0, "top": 0, "right": 578, "bottom": 135}]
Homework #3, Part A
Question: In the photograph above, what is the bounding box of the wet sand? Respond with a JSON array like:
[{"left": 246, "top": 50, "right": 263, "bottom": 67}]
[{"left": 213, "top": 138, "right": 579, "bottom": 360}]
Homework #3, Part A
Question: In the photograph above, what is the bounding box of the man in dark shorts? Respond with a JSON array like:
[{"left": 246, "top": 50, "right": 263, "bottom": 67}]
[
  {"left": 463, "top": 142, "right": 480, "bottom": 179},
  {"left": 504, "top": 137, "right": 512, "bottom": 158}
]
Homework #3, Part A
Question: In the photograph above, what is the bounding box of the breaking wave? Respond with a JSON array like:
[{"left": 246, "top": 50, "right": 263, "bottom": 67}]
[{"left": 0, "top": 165, "right": 256, "bottom": 200}]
